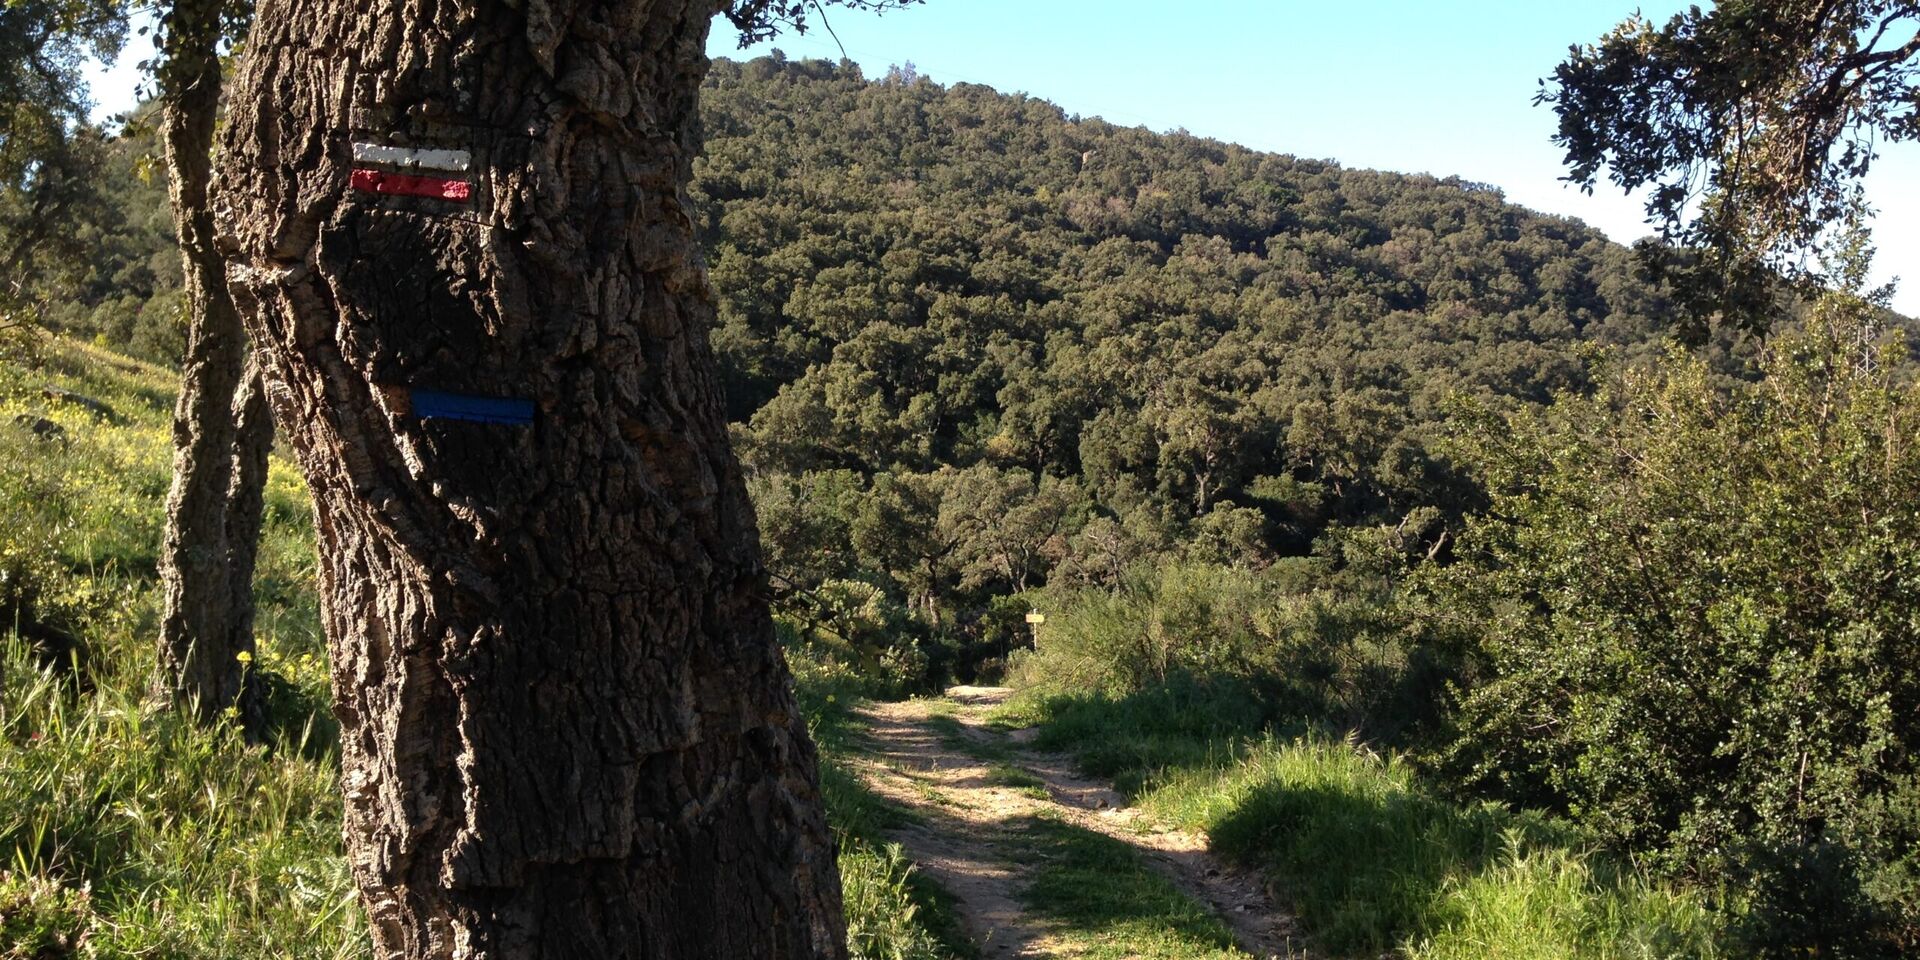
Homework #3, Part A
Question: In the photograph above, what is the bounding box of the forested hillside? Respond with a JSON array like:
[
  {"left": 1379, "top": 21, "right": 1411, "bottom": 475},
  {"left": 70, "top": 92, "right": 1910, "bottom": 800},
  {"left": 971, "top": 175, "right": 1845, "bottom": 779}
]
[
  {"left": 691, "top": 56, "right": 1702, "bottom": 671},
  {"left": 47, "top": 55, "right": 1709, "bottom": 680}
]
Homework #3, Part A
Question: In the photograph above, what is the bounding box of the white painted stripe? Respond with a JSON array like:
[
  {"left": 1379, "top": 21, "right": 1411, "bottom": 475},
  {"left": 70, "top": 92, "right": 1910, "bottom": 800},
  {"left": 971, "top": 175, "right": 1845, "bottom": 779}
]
[{"left": 351, "top": 142, "right": 472, "bottom": 173}]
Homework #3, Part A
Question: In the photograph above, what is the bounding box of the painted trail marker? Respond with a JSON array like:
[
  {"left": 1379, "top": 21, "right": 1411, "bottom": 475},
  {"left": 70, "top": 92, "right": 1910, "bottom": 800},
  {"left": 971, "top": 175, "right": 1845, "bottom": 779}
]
[
  {"left": 350, "top": 142, "right": 473, "bottom": 202},
  {"left": 350, "top": 169, "right": 472, "bottom": 201},
  {"left": 409, "top": 389, "right": 534, "bottom": 426},
  {"left": 352, "top": 142, "right": 472, "bottom": 173}
]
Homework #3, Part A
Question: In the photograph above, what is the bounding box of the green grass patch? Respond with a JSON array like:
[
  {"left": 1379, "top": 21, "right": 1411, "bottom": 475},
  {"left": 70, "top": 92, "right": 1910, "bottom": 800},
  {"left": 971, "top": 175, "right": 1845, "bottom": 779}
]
[
  {"left": 985, "top": 763, "right": 1049, "bottom": 800},
  {"left": 993, "top": 679, "right": 1268, "bottom": 795},
  {"left": 841, "top": 840, "right": 975, "bottom": 960},
  {"left": 1, "top": 339, "right": 365, "bottom": 957},
  {"left": 1017, "top": 813, "right": 1248, "bottom": 959},
  {"left": 1142, "top": 738, "right": 1720, "bottom": 957}
]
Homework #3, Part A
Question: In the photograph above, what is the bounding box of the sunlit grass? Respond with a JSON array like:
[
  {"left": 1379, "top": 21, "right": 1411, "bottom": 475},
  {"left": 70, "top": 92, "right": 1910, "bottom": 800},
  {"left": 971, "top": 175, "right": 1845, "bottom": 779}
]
[
  {"left": 0, "top": 338, "right": 365, "bottom": 957},
  {"left": 1141, "top": 738, "right": 1720, "bottom": 958},
  {"left": 996, "top": 654, "right": 1722, "bottom": 958}
]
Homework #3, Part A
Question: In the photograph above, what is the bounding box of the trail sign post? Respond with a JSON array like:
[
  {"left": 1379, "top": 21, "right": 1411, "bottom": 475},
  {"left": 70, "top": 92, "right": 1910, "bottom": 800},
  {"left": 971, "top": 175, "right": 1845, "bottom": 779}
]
[{"left": 1025, "top": 611, "right": 1045, "bottom": 648}]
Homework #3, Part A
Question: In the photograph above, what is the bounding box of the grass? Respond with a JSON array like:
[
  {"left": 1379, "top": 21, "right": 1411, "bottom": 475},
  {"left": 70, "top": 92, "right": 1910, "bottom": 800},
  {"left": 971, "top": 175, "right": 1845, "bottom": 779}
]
[
  {"left": 919, "top": 707, "right": 1049, "bottom": 800},
  {"left": 1147, "top": 739, "right": 1720, "bottom": 958},
  {"left": 993, "top": 680, "right": 1271, "bottom": 795},
  {"left": 1017, "top": 813, "right": 1249, "bottom": 959},
  {"left": 1, "top": 339, "right": 363, "bottom": 957},
  {"left": 998, "top": 679, "right": 1723, "bottom": 957},
  {"left": 985, "top": 763, "right": 1049, "bottom": 800}
]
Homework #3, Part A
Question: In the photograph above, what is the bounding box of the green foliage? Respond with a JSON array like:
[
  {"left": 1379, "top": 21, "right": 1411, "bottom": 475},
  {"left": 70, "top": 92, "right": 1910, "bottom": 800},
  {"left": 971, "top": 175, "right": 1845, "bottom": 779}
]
[
  {"left": 0, "top": 0, "right": 123, "bottom": 288},
  {"left": 1144, "top": 740, "right": 1719, "bottom": 957},
  {"left": 57, "top": 56, "right": 1725, "bottom": 683},
  {"left": 0, "top": 0, "right": 127, "bottom": 357},
  {"left": 1544, "top": 1, "right": 1920, "bottom": 332},
  {"left": 32, "top": 111, "right": 184, "bottom": 366},
  {"left": 1004, "top": 558, "right": 1442, "bottom": 749},
  {"left": 690, "top": 54, "right": 1693, "bottom": 662},
  {"left": 1433, "top": 242, "right": 1920, "bottom": 950},
  {"left": 0, "top": 871, "right": 94, "bottom": 959}
]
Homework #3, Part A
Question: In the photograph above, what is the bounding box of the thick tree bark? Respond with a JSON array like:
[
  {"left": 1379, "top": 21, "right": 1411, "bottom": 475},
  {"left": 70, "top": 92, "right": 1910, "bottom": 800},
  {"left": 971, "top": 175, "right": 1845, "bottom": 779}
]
[
  {"left": 214, "top": 1, "right": 847, "bottom": 957},
  {"left": 224, "top": 356, "right": 274, "bottom": 728},
  {"left": 156, "top": 0, "right": 265, "bottom": 725}
]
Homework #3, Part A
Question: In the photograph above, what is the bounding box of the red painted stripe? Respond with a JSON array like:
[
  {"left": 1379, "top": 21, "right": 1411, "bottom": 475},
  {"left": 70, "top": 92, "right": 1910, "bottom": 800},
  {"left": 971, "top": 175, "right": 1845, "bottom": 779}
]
[{"left": 350, "top": 168, "right": 472, "bottom": 202}]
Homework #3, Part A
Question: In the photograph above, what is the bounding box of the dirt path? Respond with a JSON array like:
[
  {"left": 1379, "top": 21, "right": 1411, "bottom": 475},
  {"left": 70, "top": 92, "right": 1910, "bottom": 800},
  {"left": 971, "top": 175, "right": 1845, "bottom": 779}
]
[{"left": 853, "top": 686, "right": 1306, "bottom": 959}]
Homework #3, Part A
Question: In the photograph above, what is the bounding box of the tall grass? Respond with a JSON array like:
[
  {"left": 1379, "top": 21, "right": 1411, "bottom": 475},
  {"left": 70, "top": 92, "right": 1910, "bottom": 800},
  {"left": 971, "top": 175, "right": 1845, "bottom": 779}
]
[
  {"left": 1147, "top": 740, "right": 1719, "bottom": 957},
  {"left": 1002, "top": 559, "right": 1724, "bottom": 957},
  {"left": 1006, "top": 558, "right": 1445, "bottom": 747},
  {"left": 1, "top": 340, "right": 364, "bottom": 956}
]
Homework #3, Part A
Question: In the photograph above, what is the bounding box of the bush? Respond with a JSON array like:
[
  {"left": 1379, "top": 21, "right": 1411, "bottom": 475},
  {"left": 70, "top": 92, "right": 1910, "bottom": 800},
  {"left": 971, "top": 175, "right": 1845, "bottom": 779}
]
[
  {"left": 1434, "top": 276, "right": 1920, "bottom": 946},
  {"left": 1721, "top": 837, "right": 1892, "bottom": 959},
  {"left": 0, "top": 872, "right": 93, "bottom": 959},
  {"left": 1006, "top": 557, "right": 1444, "bottom": 744}
]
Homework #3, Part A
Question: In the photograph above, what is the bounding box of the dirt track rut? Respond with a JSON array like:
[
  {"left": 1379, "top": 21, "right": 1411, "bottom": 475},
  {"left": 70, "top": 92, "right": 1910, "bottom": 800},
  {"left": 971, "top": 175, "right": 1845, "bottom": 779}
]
[{"left": 852, "top": 686, "right": 1306, "bottom": 959}]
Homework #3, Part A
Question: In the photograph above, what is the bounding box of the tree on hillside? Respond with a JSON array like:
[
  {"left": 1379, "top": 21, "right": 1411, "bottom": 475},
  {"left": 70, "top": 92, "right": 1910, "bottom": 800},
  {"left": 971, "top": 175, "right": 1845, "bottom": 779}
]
[
  {"left": 0, "top": 0, "right": 268, "bottom": 720},
  {"left": 214, "top": 1, "right": 907, "bottom": 955},
  {"left": 152, "top": 0, "right": 277, "bottom": 730},
  {"left": 0, "top": 0, "right": 122, "bottom": 355},
  {"left": 1543, "top": 0, "right": 1919, "bottom": 335}
]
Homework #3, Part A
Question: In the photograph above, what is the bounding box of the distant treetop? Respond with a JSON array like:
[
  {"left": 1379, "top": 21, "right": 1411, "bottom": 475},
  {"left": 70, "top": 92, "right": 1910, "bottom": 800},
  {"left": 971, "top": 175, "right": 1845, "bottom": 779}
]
[
  {"left": 1542, "top": 0, "right": 1920, "bottom": 337},
  {"left": 723, "top": 0, "right": 924, "bottom": 47}
]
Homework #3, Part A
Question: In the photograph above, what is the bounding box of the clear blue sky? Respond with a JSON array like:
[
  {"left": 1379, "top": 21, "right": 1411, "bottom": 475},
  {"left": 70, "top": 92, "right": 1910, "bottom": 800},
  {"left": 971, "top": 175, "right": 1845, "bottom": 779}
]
[{"left": 87, "top": 0, "right": 1919, "bottom": 313}]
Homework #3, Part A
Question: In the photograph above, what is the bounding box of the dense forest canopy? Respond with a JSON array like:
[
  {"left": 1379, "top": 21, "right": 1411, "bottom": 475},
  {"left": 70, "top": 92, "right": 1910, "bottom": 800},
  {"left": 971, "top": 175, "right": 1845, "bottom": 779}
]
[{"left": 690, "top": 55, "right": 1696, "bottom": 659}]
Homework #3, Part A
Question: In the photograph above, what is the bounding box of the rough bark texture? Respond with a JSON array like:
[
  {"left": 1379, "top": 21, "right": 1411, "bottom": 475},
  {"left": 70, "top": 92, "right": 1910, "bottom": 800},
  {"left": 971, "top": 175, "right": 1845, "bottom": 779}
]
[
  {"left": 225, "top": 355, "right": 274, "bottom": 728},
  {"left": 156, "top": 0, "right": 264, "bottom": 725},
  {"left": 214, "top": 2, "right": 848, "bottom": 957}
]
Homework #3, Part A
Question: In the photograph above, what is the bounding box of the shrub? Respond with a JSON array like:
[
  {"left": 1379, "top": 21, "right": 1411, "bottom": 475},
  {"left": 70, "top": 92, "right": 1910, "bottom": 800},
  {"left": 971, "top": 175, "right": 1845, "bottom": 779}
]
[
  {"left": 1007, "top": 557, "right": 1443, "bottom": 744},
  {"left": 0, "top": 872, "right": 93, "bottom": 959},
  {"left": 1434, "top": 272, "right": 1920, "bottom": 946}
]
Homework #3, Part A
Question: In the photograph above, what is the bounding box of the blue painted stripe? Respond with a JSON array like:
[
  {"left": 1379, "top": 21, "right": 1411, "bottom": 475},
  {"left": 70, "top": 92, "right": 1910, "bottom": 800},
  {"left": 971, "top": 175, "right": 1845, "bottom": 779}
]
[{"left": 410, "top": 389, "right": 535, "bottom": 426}]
